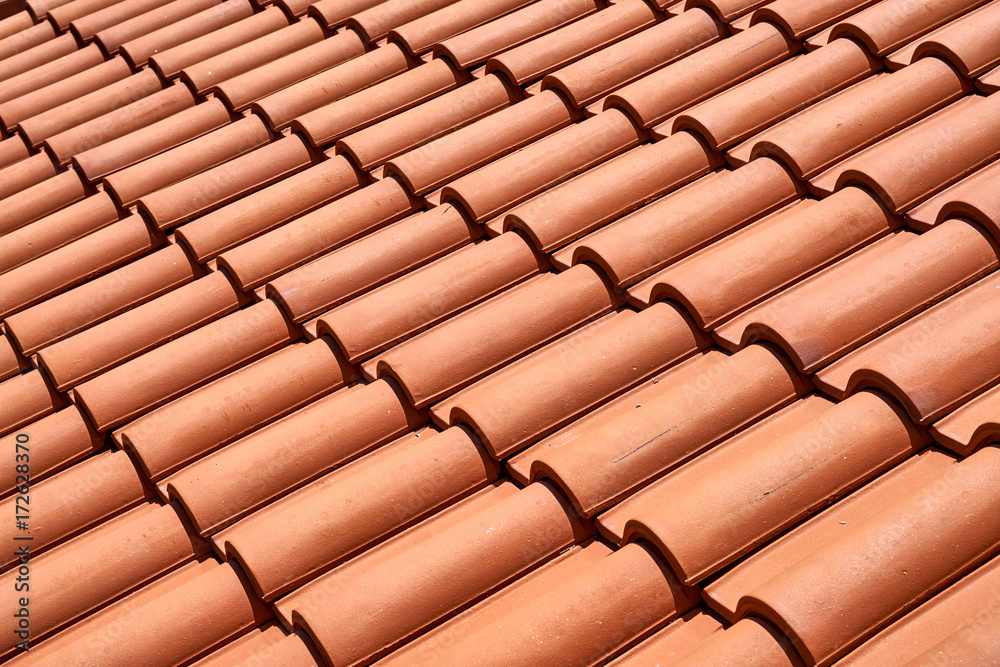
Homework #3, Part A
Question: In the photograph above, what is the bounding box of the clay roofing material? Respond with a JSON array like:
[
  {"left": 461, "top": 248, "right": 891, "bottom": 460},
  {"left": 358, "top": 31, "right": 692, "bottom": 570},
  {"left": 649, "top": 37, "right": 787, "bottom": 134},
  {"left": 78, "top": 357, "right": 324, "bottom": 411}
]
[{"left": 2, "top": 0, "right": 1000, "bottom": 663}]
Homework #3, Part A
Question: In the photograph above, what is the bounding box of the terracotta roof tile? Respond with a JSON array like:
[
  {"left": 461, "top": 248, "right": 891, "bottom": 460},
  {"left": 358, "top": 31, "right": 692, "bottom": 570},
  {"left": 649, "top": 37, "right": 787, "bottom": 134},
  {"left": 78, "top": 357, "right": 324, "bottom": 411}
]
[
  {"left": 217, "top": 176, "right": 421, "bottom": 290},
  {"left": 218, "top": 425, "right": 496, "bottom": 599},
  {"left": 0, "top": 34, "right": 81, "bottom": 85},
  {"left": 267, "top": 203, "right": 478, "bottom": 322},
  {"left": 837, "top": 554, "right": 1000, "bottom": 665},
  {"left": 69, "top": 0, "right": 176, "bottom": 42},
  {"left": 343, "top": 0, "right": 459, "bottom": 42},
  {"left": 192, "top": 621, "right": 320, "bottom": 666},
  {"left": 608, "top": 607, "right": 724, "bottom": 665},
  {"left": 559, "top": 156, "right": 801, "bottom": 285},
  {"left": 334, "top": 72, "right": 517, "bottom": 168},
  {"left": 629, "top": 188, "right": 896, "bottom": 328},
  {"left": 816, "top": 271, "right": 1000, "bottom": 425},
  {"left": 0, "top": 214, "right": 164, "bottom": 319},
  {"left": 179, "top": 17, "right": 325, "bottom": 94},
  {"left": 828, "top": 0, "right": 989, "bottom": 56},
  {"left": 74, "top": 299, "right": 297, "bottom": 431},
  {"left": 175, "top": 154, "right": 364, "bottom": 261},
  {"left": 276, "top": 481, "right": 588, "bottom": 666},
  {"left": 0, "top": 152, "right": 56, "bottom": 204},
  {"left": 0, "top": 405, "right": 101, "bottom": 495},
  {"left": 0, "top": 368, "right": 65, "bottom": 437},
  {"left": 812, "top": 93, "right": 1000, "bottom": 209},
  {"left": 148, "top": 4, "right": 287, "bottom": 77},
  {"left": 292, "top": 57, "right": 466, "bottom": 146},
  {"left": 905, "top": 158, "right": 1000, "bottom": 231},
  {"left": 598, "top": 391, "right": 926, "bottom": 585},
  {"left": 0, "top": 134, "right": 28, "bottom": 169},
  {"left": 4, "top": 243, "right": 199, "bottom": 355},
  {"left": 729, "top": 57, "right": 969, "bottom": 179},
  {"left": 0, "top": 169, "right": 87, "bottom": 236},
  {"left": 432, "top": 303, "right": 708, "bottom": 458},
  {"left": 92, "top": 0, "right": 222, "bottom": 57},
  {"left": 0, "top": 331, "right": 25, "bottom": 381},
  {"left": 659, "top": 617, "right": 804, "bottom": 667},
  {"left": 388, "top": 0, "right": 535, "bottom": 56},
  {"left": 485, "top": 0, "right": 656, "bottom": 85},
  {"left": 0, "top": 10, "right": 31, "bottom": 36},
  {"left": 164, "top": 378, "right": 421, "bottom": 533},
  {"left": 379, "top": 539, "right": 697, "bottom": 666},
  {"left": 689, "top": 0, "right": 770, "bottom": 22},
  {"left": 980, "top": 62, "right": 1000, "bottom": 91},
  {"left": 509, "top": 344, "right": 808, "bottom": 516},
  {"left": 0, "top": 44, "right": 104, "bottom": 106},
  {"left": 434, "top": 0, "right": 599, "bottom": 70},
  {"left": 48, "top": 0, "right": 119, "bottom": 31},
  {"left": 119, "top": 0, "right": 252, "bottom": 68},
  {"left": 931, "top": 382, "right": 1000, "bottom": 455},
  {"left": 0, "top": 20, "right": 54, "bottom": 62},
  {"left": 884, "top": 0, "right": 1000, "bottom": 75},
  {"left": 749, "top": 0, "right": 880, "bottom": 40},
  {"left": 543, "top": 9, "right": 725, "bottom": 108},
  {"left": 73, "top": 97, "right": 232, "bottom": 182}
]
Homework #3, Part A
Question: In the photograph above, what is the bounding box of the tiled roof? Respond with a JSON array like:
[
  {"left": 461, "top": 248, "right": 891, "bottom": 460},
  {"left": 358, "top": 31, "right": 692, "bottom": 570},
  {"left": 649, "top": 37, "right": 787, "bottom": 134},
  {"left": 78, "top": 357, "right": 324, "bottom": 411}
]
[{"left": 0, "top": 0, "right": 999, "bottom": 663}]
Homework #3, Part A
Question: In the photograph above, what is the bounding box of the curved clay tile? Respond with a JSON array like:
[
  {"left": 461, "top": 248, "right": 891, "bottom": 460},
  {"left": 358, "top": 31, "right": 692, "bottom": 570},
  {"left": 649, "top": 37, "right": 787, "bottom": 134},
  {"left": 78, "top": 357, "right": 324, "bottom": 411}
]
[
  {"left": 37, "top": 271, "right": 246, "bottom": 391},
  {"left": 816, "top": 271, "right": 1000, "bottom": 425},
  {"left": 0, "top": 32, "right": 78, "bottom": 85},
  {"left": 887, "top": 1, "right": 1000, "bottom": 76},
  {"left": 665, "top": 617, "right": 803, "bottom": 667},
  {"left": 0, "top": 45, "right": 104, "bottom": 107},
  {"left": 389, "top": 0, "right": 534, "bottom": 56},
  {"left": 18, "top": 69, "right": 164, "bottom": 149},
  {"left": 385, "top": 89, "right": 575, "bottom": 195},
  {"left": 609, "top": 608, "right": 723, "bottom": 665},
  {"left": 304, "top": 0, "right": 382, "bottom": 24},
  {"left": 598, "top": 392, "right": 926, "bottom": 585},
  {"left": 0, "top": 370, "right": 66, "bottom": 438},
  {"left": 119, "top": 337, "right": 353, "bottom": 480},
  {"left": 502, "top": 131, "right": 716, "bottom": 251},
  {"left": 542, "top": 8, "right": 725, "bottom": 108},
  {"left": 0, "top": 169, "right": 87, "bottom": 236},
  {"left": 368, "top": 263, "right": 617, "bottom": 406},
  {"left": 838, "top": 554, "right": 1000, "bottom": 665},
  {"left": 335, "top": 72, "right": 517, "bottom": 168},
  {"left": 0, "top": 334, "right": 25, "bottom": 382},
  {"left": 435, "top": 0, "right": 600, "bottom": 70},
  {"left": 904, "top": 159, "right": 1000, "bottom": 232},
  {"left": 629, "top": 188, "right": 896, "bottom": 327},
  {"left": 730, "top": 58, "right": 968, "bottom": 178},
  {"left": 119, "top": 0, "right": 252, "bottom": 68},
  {"left": 687, "top": 0, "right": 769, "bottom": 21},
  {"left": 563, "top": 156, "right": 800, "bottom": 286},
  {"left": 149, "top": 5, "right": 288, "bottom": 78},
  {"left": 734, "top": 445, "right": 1000, "bottom": 666},
  {"left": 93, "top": 0, "right": 222, "bottom": 57},
  {"left": 72, "top": 300, "right": 296, "bottom": 432},
  {"left": 0, "top": 11, "right": 32, "bottom": 37},
  {"left": 278, "top": 482, "right": 587, "bottom": 667},
  {"left": 0, "top": 450, "right": 145, "bottom": 564},
  {"left": 441, "top": 108, "right": 643, "bottom": 223},
  {"left": 292, "top": 58, "right": 466, "bottom": 146},
  {"left": 20, "top": 560, "right": 271, "bottom": 667},
  {"left": 217, "top": 177, "right": 421, "bottom": 290},
  {"left": 49, "top": 0, "right": 120, "bottom": 31},
  {"left": 749, "top": 0, "right": 880, "bottom": 39},
  {"left": 507, "top": 344, "right": 807, "bottom": 516},
  {"left": 103, "top": 115, "right": 271, "bottom": 207},
  {"left": 180, "top": 17, "right": 326, "bottom": 94},
  {"left": 69, "top": 0, "right": 176, "bottom": 42},
  {"left": 829, "top": 0, "right": 989, "bottom": 56},
  {"left": 73, "top": 97, "right": 232, "bottom": 183},
  {"left": 4, "top": 244, "right": 200, "bottom": 356},
  {"left": 138, "top": 134, "right": 314, "bottom": 230},
  {"left": 814, "top": 94, "right": 1000, "bottom": 211},
  {"left": 44, "top": 84, "right": 196, "bottom": 166},
  {"left": 267, "top": 204, "right": 478, "bottom": 322},
  {"left": 715, "top": 220, "right": 999, "bottom": 373},
  {"left": 0, "top": 152, "right": 57, "bottom": 204},
  {"left": 174, "top": 155, "right": 364, "bottom": 262},
  {"left": 251, "top": 42, "right": 411, "bottom": 130},
  {"left": 221, "top": 426, "right": 496, "bottom": 599},
  {"left": 317, "top": 231, "right": 546, "bottom": 362},
  {"left": 605, "top": 22, "right": 797, "bottom": 128},
  {"left": 931, "top": 382, "right": 1000, "bottom": 456},
  {"left": 980, "top": 62, "right": 1000, "bottom": 92},
  {"left": 0, "top": 215, "right": 163, "bottom": 320},
  {"left": 485, "top": 0, "right": 657, "bottom": 85},
  {"left": 673, "top": 39, "right": 878, "bottom": 150},
  {"left": 164, "top": 378, "right": 423, "bottom": 534},
  {"left": 434, "top": 303, "right": 707, "bottom": 458},
  {"left": 0, "top": 135, "right": 28, "bottom": 170},
  {"left": 193, "top": 622, "right": 320, "bottom": 666},
  {"left": 0, "top": 501, "right": 206, "bottom": 656},
  {"left": 344, "top": 0, "right": 459, "bottom": 42},
  {"left": 0, "top": 406, "right": 101, "bottom": 496},
  {"left": 0, "top": 21, "right": 55, "bottom": 63},
  {"left": 380, "top": 540, "right": 698, "bottom": 667}
]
